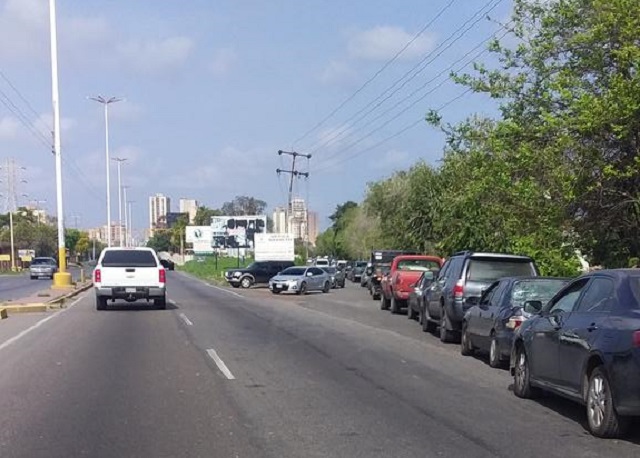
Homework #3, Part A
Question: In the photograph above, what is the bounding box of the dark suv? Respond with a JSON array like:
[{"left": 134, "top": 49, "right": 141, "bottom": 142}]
[
  {"left": 224, "top": 261, "right": 295, "bottom": 288},
  {"left": 423, "top": 251, "right": 538, "bottom": 342}
]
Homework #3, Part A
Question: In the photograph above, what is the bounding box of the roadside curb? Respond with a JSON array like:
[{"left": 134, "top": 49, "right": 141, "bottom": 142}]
[
  {"left": 46, "top": 282, "right": 92, "bottom": 307},
  {"left": 0, "top": 308, "right": 7, "bottom": 319},
  {"left": 0, "top": 282, "right": 92, "bottom": 317}
]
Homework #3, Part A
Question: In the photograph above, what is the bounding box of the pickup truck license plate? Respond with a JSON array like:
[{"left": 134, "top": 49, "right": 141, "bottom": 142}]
[{"left": 125, "top": 287, "right": 136, "bottom": 293}]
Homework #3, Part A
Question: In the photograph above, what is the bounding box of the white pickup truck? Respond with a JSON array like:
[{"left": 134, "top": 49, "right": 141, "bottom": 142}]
[{"left": 93, "top": 247, "right": 167, "bottom": 310}]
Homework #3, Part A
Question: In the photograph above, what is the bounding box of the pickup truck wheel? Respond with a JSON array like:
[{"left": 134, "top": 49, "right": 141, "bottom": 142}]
[
  {"left": 30, "top": 275, "right": 37, "bottom": 280},
  {"left": 154, "top": 297, "right": 167, "bottom": 310},
  {"left": 390, "top": 296, "right": 401, "bottom": 314},
  {"left": 240, "top": 277, "right": 253, "bottom": 289},
  {"left": 231, "top": 284, "right": 240, "bottom": 289},
  {"left": 380, "top": 294, "right": 390, "bottom": 310},
  {"left": 96, "top": 296, "right": 107, "bottom": 311}
]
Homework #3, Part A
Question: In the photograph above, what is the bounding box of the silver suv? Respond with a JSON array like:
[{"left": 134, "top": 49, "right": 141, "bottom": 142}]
[
  {"left": 423, "top": 252, "right": 538, "bottom": 342},
  {"left": 29, "top": 257, "right": 58, "bottom": 280}
]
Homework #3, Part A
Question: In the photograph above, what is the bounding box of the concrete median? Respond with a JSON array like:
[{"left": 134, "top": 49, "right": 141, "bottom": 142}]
[{"left": 0, "top": 281, "right": 93, "bottom": 317}]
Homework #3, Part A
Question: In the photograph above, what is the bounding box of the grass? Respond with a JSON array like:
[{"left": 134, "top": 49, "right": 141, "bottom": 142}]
[{"left": 178, "top": 256, "right": 254, "bottom": 284}]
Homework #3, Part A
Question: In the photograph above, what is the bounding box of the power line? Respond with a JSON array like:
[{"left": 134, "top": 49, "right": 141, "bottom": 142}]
[
  {"left": 306, "top": 0, "right": 503, "bottom": 154},
  {"left": 0, "top": 70, "right": 51, "bottom": 133},
  {"left": 314, "top": 88, "right": 473, "bottom": 174},
  {"left": 290, "top": 0, "right": 457, "bottom": 148},
  {"left": 0, "top": 88, "right": 51, "bottom": 149}
]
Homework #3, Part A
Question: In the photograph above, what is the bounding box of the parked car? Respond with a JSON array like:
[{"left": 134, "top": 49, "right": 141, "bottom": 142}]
[
  {"left": 224, "top": 261, "right": 295, "bottom": 288},
  {"left": 424, "top": 251, "right": 538, "bottom": 343},
  {"left": 510, "top": 269, "right": 640, "bottom": 438},
  {"left": 368, "top": 250, "right": 417, "bottom": 299},
  {"left": 461, "top": 277, "right": 569, "bottom": 367},
  {"left": 380, "top": 255, "right": 443, "bottom": 314},
  {"left": 348, "top": 261, "right": 368, "bottom": 282},
  {"left": 407, "top": 270, "right": 437, "bottom": 321},
  {"left": 361, "top": 262, "right": 373, "bottom": 288},
  {"left": 29, "top": 257, "right": 58, "bottom": 280},
  {"left": 159, "top": 258, "right": 175, "bottom": 271},
  {"left": 269, "top": 266, "right": 332, "bottom": 295},
  {"left": 314, "top": 257, "right": 330, "bottom": 268},
  {"left": 321, "top": 266, "right": 346, "bottom": 288}
]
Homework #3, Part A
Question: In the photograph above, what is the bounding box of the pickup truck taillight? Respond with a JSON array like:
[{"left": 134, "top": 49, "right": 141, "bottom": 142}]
[
  {"left": 454, "top": 280, "right": 464, "bottom": 299},
  {"left": 94, "top": 269, "right": 101, "bottom": 283},
  {"left": 159, "top": 269, "right": 166, "bottom": 284}
]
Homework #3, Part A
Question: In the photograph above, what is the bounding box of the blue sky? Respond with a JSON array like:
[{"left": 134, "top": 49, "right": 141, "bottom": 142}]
[{"left": 0, "top": 0, "right": 513, "bottom": 233}]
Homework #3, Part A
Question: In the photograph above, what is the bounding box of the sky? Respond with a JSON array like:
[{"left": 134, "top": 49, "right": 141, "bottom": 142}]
[{"left": 0, "top": 0, "right": 514, "bottom": 234}]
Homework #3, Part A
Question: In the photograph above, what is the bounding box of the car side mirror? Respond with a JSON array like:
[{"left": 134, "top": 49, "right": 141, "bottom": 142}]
[{"left": 523, "top": 300, "right": 543, "bottom": 314}]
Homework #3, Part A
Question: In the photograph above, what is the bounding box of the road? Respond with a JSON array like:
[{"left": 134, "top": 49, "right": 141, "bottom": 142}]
[
  {"left": 0, "top": 266, "right": 81, "bottom": 302},
  {"left": 0, "top": 271, "right": 638, "bottom": 457}
]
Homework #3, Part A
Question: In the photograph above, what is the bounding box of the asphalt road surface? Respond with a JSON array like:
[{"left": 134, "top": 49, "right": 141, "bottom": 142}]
[
  {"left": 0, "top": 272, "right": 638, "bottom": 458},
  {"left": 0, "top": 266, "right": 81, "bottom": 302}
]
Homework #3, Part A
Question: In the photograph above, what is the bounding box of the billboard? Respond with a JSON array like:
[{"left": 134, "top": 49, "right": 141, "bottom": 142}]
[
  {"left": 211, "top": 215, "right": 267, "bottom": 249},
  {"left": 254, "top": 233, "right": 295, "bottom": 261},
  {"left": 185, "top": 226, "right": 214, "bottom": 254}
]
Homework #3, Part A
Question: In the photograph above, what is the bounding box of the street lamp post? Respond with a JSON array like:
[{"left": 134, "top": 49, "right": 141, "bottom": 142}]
[
  {"left": 112, "top": 157, "right": 127, "bottom": 247},
  {"left": 122, "top": 185, "right": 130, "bottom": 247},
  {"left": 49, "top": 0, "right": 72, "bottom": 288},
  {"left": 89, "top": 95, "right": 122, "bottom": 247},
  {"left": 127, "top": 200, "right": 135, "bottom": 246}
]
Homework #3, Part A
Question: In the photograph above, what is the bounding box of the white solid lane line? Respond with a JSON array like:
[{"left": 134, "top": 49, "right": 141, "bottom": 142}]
[
  {"left": 179, "top": 313, "right": 193, "bottom": 326},
  {"left": 0, "top": 293, "right": 87, "bottom": 353},
  {"left": 206, "top": 348, "right": 236, "bottom": 380}
]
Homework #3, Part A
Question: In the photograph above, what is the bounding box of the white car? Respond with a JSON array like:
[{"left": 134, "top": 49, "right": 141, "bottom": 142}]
[
  {"left": 93, "top": 247, "right": 167, "bottom": 310},
  {"left": 269, "top": 266, "right": 331, "bottom": 295}
]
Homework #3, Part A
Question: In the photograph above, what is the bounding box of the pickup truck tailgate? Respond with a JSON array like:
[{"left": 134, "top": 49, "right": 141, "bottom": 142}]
[{"left": 100, "top": 266, "right": 162, "bottom": 287}]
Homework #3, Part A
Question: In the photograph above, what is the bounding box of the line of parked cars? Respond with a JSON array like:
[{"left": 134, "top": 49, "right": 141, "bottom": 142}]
[{"left": 366, "top": 249, "right": 640, "bottom": 439}]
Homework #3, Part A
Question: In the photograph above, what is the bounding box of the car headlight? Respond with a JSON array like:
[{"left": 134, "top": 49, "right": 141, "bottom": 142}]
[{"left": 232, "top": 271, "right": 241, "bottom": 277}]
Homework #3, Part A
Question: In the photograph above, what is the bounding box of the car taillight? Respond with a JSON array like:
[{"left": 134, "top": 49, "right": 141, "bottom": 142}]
[
  {"left": 94, "top": 269, "right": 101, "bottom": 283},
  {"left": 159, "top": 269, "right": 166, "bottom": 283},
  {"left": 454, "top": 280, "right": 464, "bottom": 299},
  {"left": 633, "top": 330, "right": 640, "bottom": 348},
  {"left": 506, "top": 316, "right": 525, "bottom": 330}
]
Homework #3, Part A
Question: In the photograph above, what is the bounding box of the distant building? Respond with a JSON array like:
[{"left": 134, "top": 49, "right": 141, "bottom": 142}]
[
  {"left": 272, "top": 198, "right": 318, "bottom": 244},
  {"left": 88, "top": 224, "right": 126, "bottom": 245},
  {"left": 272, "top": 207, "right": 287, "bottom": 234},
  {"left": 307, "top": 211, "right": 319, "bottom": 245},
  {"left": 149, "top": 193, "right": 170, "bottom": 235},
  {"left": 179, "top": 198, "right": 198, "bottom": 224}
]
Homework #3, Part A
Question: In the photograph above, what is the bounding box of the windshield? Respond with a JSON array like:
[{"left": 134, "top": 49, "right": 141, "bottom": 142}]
[
  {"left": 101, "top": 250, "right": 158, "bottom": 268},
  {"left": 31, "top": 258, "right": 55, "bottom": 265},
  {"left": 467, "top": 259, "right": 535, "bottom": 282},
  {"left": 280, "top": 267, "right": 306, "bottom": 276},
  {"left": 397, "top": 259, "right": 440, "bottom": 271},
  {"left": 511, "top": 279, "right": 569, "bottom": 308},
  {"left": 322, "top": 267, "right": 337, "bottom": 274},
  {"left": 355, "top": 261, "right": 368, "bottom": 268}
]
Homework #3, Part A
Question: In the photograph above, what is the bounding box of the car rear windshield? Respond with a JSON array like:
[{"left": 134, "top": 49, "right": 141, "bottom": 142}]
[
  {"left": 356, "top": 261, "right": 368, "bottom": 268},
  {"left": 511, "top": 279, "right": 569, "bottom": 308},
  {"left": 323, "top": 267, "right": 337, "bottom": 274},
  {"left": 32, "top": 258, "right": 55, "bottom": 265},
  {"left": 101, "top": 250, "right": 158, "bottom": 268},
  {"left": 397, "top": 259, "right": 440, "bottom": 272},
  {"left": 466, "top": 258, "right": 535, "bottom": 282},
  {"left": 280, "top": 267, "right": 306, "bottom": 276}
]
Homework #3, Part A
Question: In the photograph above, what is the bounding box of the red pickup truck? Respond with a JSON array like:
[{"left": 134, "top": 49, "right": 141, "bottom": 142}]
[{"left": 380, "top": 255, "right": 443, "bottom": 314}]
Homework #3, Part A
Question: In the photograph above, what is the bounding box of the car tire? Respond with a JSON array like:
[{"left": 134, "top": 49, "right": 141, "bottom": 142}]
[
  {"left": 422, "top": 306, "right": 436, "bottom": 333},
  {"left": 297, "top": 282, "right": 307, "bottom": 295},
  {"left": 271, "top": 290, "right": 281, "bottom": 295},
  {"left": 439, "top": 307, "right": 456, "bottom": 343},
  {"left": 390, "top": 296, "right": 401, "bottom": 314},
  {"left": 513, "top": 346, "right": 540, "bottom": 399},
  {"left": 380, "top": 294, "right": 390, "bottom": 310},
  {"left": 30, "top": 275, "right": 36, "bottom": 280},
  {"left": 240, "top": 277, "right": 253, "bottom": 289},
  {"left": 155, "top": 297, "right": 167, "bottom": 310},
  {"left": 586, "top": 367, "right": 629, "bottom": 438},
  {"left": 461, "top": 322, "right": 474, "bottom": 356},
  {"left": 231, "top": 284, "right": 240, "bottom": 289},
  {"left": 407, "top": 303, "right": 418, "bottom": 320},
  {"left": 323, "top": 281, "right": 331, "bottom": 293},
  {"left": 489, "top": 333, "right": 504, "bottom": 368},
  {"left": 96, "top": 296, "right": 107, "bottom": 311}
]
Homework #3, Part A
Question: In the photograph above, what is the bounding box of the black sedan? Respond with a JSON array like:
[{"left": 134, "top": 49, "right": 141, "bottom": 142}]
[
  {"left": 510, "top": 269, "right": 640, "bottom": 438},
  {"left": 461, "top": 277, "right": 569, "bottom": 368}
]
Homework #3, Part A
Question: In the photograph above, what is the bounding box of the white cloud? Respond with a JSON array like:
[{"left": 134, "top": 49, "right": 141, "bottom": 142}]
[
  {"left": 0, "top": 116, "right": 21, "bottom": 139},
  {"left": 105, "top": 101, "right": 145, "bottom": 122},
  {"left": 348, "top": 26, "right": 436, "bottom": 61},
  {"left": 371, "top": 149, "right": 411, "bottom": 170},
  {"left": 209, "top": 47, "right": 237, "bottom": 77},
  {"left": 320, "top": 60, "right": 357, "bottom": 85},
  {"left": 117, "top": 36, "right": 195, "bottom": 74}
]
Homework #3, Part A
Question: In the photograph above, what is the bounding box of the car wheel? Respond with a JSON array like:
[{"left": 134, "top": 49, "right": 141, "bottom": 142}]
[
  {"left": 240, "top": 277, "right": 253, "bottom": 289},
  {"left": 154, "top": 297, "right": 167, "bottom": 310},
  {"left": 390, "top": 296, "right": 401, "bottom": 314},
  {"left": 513, "top": 346, "right": 540, "bottom": 399},
  {"left": 380, "top": 294, "right": 390, "bottom": 310},
  {"left": 439, "top": 307, "right": 456, "bottom": 343},
  {"left": 297, "top": 282, "right": 307, "bottom": 295},
  {"left": 231, "top": 284, "right": 240, "bottom": 289},
  {"left": 489, "top": 333, "right": 504, "bottom": 368},
  {"left": 422, "top": 306, "right": 436, "bottom": 333},
  {"left": 96, "top": 296, "right": 107, "bottom": 311},
  {"left": 30, "top": 276, "right": 36, "bottom": 280},
  {"left": 271, "top": 290, "right": 281, "bottom": 295},
  {"left": 460, "top": 322, "right": 474, "bottom": 356},
  {"left": 586, "top": 367, "right": 629, "bottom": 438},
  {"left": 323, "top": 281, "right": 331, "bottom": 293},
  {"left": 407, "top": 303, "right": 418, "bottom": 320}
]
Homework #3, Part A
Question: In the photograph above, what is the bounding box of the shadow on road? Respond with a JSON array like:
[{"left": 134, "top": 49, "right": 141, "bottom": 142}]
[{"left": 102, "top": 301, "right": 179, "bottom": 312}]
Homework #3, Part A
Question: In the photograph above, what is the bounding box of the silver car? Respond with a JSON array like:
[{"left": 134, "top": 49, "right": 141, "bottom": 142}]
[
  {"left": 29, "top": 257, "right": 58, "bottom": 280},
  {"left": 269, "top": 266, "right": 332, "bottom": 295}
]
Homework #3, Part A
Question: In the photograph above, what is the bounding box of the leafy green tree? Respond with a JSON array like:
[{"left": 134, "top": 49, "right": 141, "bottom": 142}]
[
  {"left": 193, "top": 206, "right": 222, "bottom": 225},
  {"left": 221, "top": 196, "right": 267, "bottom": 216},
  {"left": 147, "top": 231, "right": 172, "bottom": 252}
]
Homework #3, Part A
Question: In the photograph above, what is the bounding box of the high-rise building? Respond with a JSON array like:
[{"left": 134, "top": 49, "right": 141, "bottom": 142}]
[
  {"left": 88, "top": 224, "right": 126, "bottom": 245},
  {"left": 272, "top": 207, "right": 287, "bottom": 233},
  {"left": 307, "top": 211, "right": 319, "bottom": 245},
  {"left": 272, "top": 198, "right": 318, "bottom": 244},
  {"left": 149, "top": 193, "right": 170, "bottom": 234},
  {"left": 179, "top": 198, "right": 198, "bottom": 223}
]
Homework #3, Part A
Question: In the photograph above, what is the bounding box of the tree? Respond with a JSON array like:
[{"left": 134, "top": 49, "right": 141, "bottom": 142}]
[
  {"left": 193, "top": 206, "right": 221, "bottom": 225},
  {"left": 65, "top": 229, "right": 82, "bottom": 253},
  {"left": 147, "top": 231, "right": 172, "bottom": 252},
  {"left": 221, "top": 196, "right": 267, "bottom": 216}
]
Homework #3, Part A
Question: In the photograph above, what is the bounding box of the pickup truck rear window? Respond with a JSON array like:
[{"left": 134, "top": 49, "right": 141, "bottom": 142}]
[
  {"left": 101, "top": 250, "right": 158, "bottom": 268},
  {"left": 396, "top": 259, "right": 440, "bottom": 271}
]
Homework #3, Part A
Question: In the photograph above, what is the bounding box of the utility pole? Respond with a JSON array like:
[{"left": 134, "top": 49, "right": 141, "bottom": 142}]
[
  {"left": 276, "top": 150, "right": 311, "bottom": 237},
  {"left": 112, "top": 157, "right": 127, "bottom": 246}
]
